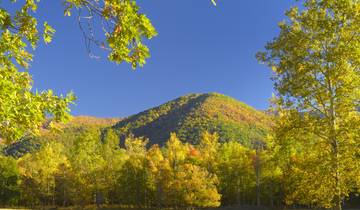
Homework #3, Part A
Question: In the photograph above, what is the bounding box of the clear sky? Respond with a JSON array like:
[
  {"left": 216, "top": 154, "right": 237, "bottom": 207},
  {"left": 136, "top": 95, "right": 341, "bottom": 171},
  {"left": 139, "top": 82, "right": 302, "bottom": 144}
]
[{"left": 28, "top": 0, "right": 296, "bottom": 118}]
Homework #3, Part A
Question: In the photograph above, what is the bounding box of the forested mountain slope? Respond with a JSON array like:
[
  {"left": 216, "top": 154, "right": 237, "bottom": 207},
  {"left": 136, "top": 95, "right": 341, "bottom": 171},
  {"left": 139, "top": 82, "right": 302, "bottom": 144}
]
[
  {"left": 110, "top": 93, "right": 272, "bottom": 146},
  {"left": 3, "top": 93, "right": 272, "bottom": 157}
]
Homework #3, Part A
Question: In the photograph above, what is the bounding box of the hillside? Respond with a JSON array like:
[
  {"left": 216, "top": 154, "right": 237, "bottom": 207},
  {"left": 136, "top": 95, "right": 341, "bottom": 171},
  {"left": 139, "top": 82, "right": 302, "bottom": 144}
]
[
  {"left": 111, "top": 93, "right": 272, "bottom": 146},
  {"left": 58, "top": 115, "right": 120, "bottom": 128},
  {"left": 3, "top": 116, "right": 119, "bottom": 158},
  {"left": 3, "top": 93, "right": 272, "bottom": 157}
]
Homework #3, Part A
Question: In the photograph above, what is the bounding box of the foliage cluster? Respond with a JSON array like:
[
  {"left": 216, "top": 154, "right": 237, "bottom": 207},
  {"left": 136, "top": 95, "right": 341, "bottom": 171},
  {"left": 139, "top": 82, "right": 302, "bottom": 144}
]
[{"left": 0, "top": 0, "right": 157, "bottom": 144}]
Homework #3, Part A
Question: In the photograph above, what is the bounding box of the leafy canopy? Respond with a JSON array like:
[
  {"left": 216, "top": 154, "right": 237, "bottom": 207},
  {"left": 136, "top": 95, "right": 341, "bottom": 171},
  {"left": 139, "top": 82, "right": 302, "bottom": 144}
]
[
  {"left": 0, "top": 0, "right": 158, "bottom": 143},
  {"left": 257, "top": 0, "right": 360, "bottom": 209}
]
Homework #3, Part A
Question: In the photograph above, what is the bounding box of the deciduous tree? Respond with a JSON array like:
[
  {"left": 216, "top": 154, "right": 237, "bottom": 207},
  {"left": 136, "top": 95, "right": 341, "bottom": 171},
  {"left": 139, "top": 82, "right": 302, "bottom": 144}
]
[
  {"left": 0, "top": 154, "right": 20, "bottom": 206},
  {"left": 0, "top": 0, "right": 157, "bottom": 142},
  {"left": 257, "top": 1, "right": 360, "bottom": 209}
]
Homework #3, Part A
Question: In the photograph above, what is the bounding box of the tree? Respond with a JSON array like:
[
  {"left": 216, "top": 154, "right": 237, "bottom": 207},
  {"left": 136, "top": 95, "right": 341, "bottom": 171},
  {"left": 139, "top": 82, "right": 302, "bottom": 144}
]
[
  {"left": 99, "top": 129, "right": 126, "bottom": 205},
  {"left": 256, "top": 136, "right": 283, "bottom": 207},
  {"left": 164, "top": 133, "right": 189, "bottom": 170},
  {"left": 66, "top": 129, "right": 105, "bottom": 206},
  {"left": 0, "top": 0, "right": 157, "bottom": 143},
  {"left": 170, "top": 163, "right": 221, "bottom": 208},
  {"left": 145, "top": 144, "right": 166, "bottom": 207},
  {"left": 0, "top": 154, "right": 20, "bottom": 206},
  {"left": 197, "top": 132, "right": 220, "bottom": 173},
  {"left": 257, "top": 1, "right": 360, "bottom": 209},
  {"left": 162, "top": 133, "right": 221, "bottom": 208},
  {"left": 117, "top": 135, "right": 150, "bottom": 207},
  {"left": 17, "top": 142, "right": 68, "bottom": 206},
  {"left": 63, "top": 0, "right": 157, "bottom": 67},
  {"left": 217, "top": 141, "right": 255, "bottom": 205}
]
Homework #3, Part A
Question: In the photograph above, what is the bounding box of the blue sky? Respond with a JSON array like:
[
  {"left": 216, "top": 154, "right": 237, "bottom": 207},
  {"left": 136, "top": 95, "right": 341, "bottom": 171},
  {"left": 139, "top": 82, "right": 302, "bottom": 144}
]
[{"left": 27, "top": 0, "right": 296, "bottom": 117}]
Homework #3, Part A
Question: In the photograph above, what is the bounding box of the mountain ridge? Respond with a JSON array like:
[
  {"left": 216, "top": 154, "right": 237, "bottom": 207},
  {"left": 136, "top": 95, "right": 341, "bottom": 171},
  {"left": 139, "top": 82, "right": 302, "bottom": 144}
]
[
  {"left": 3, "top": 92, "right": 272, "bottom": 157},
  {"left": 110, "top": 92, "right": 272, "bottom": 146}
]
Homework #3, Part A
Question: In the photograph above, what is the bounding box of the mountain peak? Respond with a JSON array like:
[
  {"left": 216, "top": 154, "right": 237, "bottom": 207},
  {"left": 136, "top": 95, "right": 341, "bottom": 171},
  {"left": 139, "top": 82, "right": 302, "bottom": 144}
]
[{"left": 112, "top": 93, "right": 271, "bottom": 146}]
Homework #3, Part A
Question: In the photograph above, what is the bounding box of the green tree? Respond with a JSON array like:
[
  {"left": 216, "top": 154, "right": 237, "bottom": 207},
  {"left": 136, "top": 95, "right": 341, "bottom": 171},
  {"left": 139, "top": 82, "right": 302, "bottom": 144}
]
[
  {"left": 99, "top": 129, "right": 126, "bottom": 205},
  {"left": 257, "top": 0, "right": 360, "bottom": 209},
  {"left": 67, "top": 129, "right": 105, "bottom": 206},
  {"left": 257, "top": 136, "right": 283, "bottom": 207},
  {"left": 0, "top": 0, "right": 157, "bottom": 142},
  {"left": 63, "top": 0, "right": 157, "bottom": 67},
  {"left": 117, "top": 135, "right": 150, "bottom": 207},
  {"left": 217, "top": 141, "right": 255, "bottom": 205},
  {"left": 0, "top": 154, "right": 20, "bottom": 206}
]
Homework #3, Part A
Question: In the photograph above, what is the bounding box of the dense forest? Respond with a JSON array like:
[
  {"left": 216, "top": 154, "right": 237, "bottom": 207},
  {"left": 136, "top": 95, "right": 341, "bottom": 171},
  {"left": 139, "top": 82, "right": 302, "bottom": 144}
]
[{"left": 0, "top": 128, "right": 266, "bottom": 208}]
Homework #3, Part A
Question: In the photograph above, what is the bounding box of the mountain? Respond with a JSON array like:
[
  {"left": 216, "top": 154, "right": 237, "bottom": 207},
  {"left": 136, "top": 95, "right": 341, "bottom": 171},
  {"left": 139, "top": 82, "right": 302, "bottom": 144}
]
[
  {"left": 110, "top": 93, "right": 272, "bottom": 146},
  {"left": 3, "top": 93, "right": 273, "bottom": 157}
]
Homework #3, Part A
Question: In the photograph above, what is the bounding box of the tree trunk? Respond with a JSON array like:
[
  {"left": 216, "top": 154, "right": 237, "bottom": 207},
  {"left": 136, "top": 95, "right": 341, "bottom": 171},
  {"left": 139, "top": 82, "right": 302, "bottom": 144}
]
[
  {"left": 329, "top": 88, "right": 341, "bottom": 210},
  {"left": 255, "top": 146, "right": 261, "bottom": 207}
]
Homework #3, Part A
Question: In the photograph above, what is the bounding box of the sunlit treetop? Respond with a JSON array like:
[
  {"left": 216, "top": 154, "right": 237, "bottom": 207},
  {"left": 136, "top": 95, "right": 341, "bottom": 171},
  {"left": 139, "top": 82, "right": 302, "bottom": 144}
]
[
  {"left": 257, "top": 1, "right": 360, "bottom": 209},
  {"left": 0, "top": 0, "right": 158, "bottom": 69},
  {"left": 0, "top": 0, "right": 158, "bottom": 143},
  {"left": 64, "top": 0, "right": 158, "bottom": 69}
]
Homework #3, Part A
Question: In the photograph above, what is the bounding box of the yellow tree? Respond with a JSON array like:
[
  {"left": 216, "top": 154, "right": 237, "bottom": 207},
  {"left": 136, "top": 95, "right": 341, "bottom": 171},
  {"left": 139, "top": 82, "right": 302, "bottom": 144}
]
[
  {"left": 145, "top": 144, "right": 165, "bottom": 207},
  {"left": 257, "top": 1, "right": 360, "bottom": 209},
  {"left": 197, "top": 132, "right": 220, "bottom": 173},
  {"left": 18, "top": 142, "right": 68, "bottom": 206},
  {"left": 162, "top": 133, "right": 221, "bottom": 208},
  {"left": 172, "top": 163, "right": 221, "bottom": 208},
  {"left": 117, "top": 135, "right": 149, "bottom": 207}
]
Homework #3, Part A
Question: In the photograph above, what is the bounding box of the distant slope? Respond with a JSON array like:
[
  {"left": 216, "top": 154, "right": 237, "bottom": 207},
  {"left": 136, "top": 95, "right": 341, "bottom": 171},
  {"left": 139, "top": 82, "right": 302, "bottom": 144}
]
[
  {"left": 3, "top": 116, "right": 119, "bottom": 158},
  {"left": 54, "top": 115, "right": 120, "bottom": 128},
  {"left": 111, "top": 93, "right": 272, "bottom": 146}
]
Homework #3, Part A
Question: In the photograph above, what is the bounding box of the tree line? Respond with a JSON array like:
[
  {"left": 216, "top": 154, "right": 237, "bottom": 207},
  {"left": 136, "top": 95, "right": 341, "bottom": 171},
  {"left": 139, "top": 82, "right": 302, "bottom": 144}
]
[
  {"left": 0, "top": 127, "right": 281, "bottom": 209},
  {"left": 1, "top": 125, "right": 359, "bottom": 209}
]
